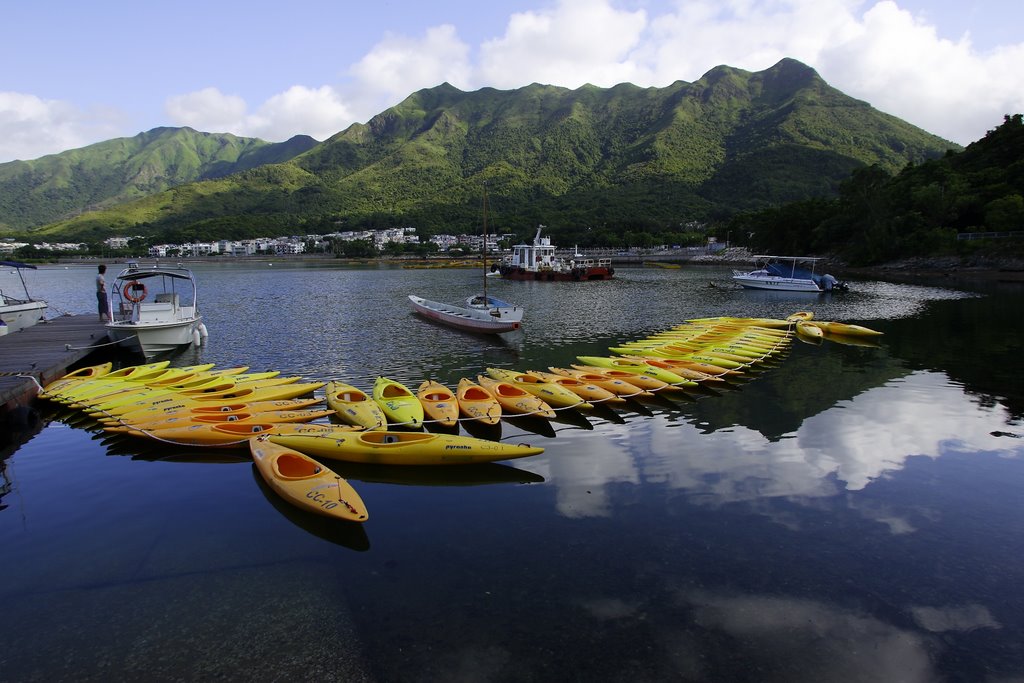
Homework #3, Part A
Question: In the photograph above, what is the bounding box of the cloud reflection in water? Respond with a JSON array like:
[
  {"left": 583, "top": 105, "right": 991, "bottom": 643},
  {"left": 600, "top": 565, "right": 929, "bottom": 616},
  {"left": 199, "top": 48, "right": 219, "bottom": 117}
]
[{"left": 530, "top": 370, "right": 1022, "bottom": 524}]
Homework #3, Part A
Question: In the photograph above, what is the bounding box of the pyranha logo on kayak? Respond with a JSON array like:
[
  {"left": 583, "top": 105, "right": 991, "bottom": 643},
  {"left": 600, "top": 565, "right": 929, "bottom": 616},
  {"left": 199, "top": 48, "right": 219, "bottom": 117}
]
[{"left": 444, "top": 444, "right": 472, "bottom": 450}]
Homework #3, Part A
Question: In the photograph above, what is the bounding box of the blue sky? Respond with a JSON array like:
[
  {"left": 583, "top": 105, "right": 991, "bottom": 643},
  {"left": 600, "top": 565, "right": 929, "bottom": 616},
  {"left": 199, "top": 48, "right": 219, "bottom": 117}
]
[{"left": 2, "top": 0, "right": 1022, "bottom": 162}]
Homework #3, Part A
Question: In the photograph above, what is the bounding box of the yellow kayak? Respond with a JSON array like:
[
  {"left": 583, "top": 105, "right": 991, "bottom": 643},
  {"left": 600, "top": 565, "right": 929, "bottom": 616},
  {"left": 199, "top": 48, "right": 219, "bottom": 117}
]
[
  {"left": 485, "top": 368, "right": 592, "bottom": 409},
  {"left": 547, "top": 367, "right": 652, "bottom": 397},
  {"left": 416, "top": 380, "right": 459, "bottom": 427},
  {"left": 108, "top": 421, "right": 359, "bottom": 448},
  {"left": 796, "top": 321, "right": 825, "bottom": 339},
  {"left": 108, "top": 398, "right": 326, "bottom": 425},
  {"left": 569, "top": 364, "right": 669, "bottom": 392},
  {"left": 524, "top": 369, "right": 623, "bottom": 404},
  {"left": 250, "top": 436, "right": 368, "bottom": 522},
  {"left": 476, "top": 375, "right": 556, "bottom": 419},
  {"left": 106, "top": 407, "right": 336, "bottom": 432},
  {"left": 372, "top": 376, "right": 424, "bottom": 429},
  {"left": 269, "top": 428, "right": 544, "bottom": 465},
  {"left": 95, "top": 382, "right": 326, "bottom": 417},
  {"left": 325, "top": 380, "right": 387, "bottom": 431},
  {"left": 575, "top": 357, "right": 697, "bottom": 387},
  {"left": 38, "top": 362, "right": 114, "bottom": 398},
  {"left": 811, "top": 321, "right": 883, "bottom": 336},
  {"left": 456, "top": 378, "right": 502, "bottom": 425}
]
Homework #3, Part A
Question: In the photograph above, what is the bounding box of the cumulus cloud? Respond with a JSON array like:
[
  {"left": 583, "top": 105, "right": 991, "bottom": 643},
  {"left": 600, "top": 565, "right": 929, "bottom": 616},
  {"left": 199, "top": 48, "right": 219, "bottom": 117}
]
[
  {"left": 165, "top": 87, "right": 247, "bottom": 133},
  {"left": 165, "top": 85, "right": 353, "bottom": 142},
  {"left": 3, "top": 0, "right": 1024, "bottom": 161},
  {"left": 349, "top": 24, "right": 472, "bottom": 107},
  {"left": 477, "top": 0, "right": 650, "bottom": 88},
  {"left": 0, "top": 92, "right": 123, "bottom": 162}
]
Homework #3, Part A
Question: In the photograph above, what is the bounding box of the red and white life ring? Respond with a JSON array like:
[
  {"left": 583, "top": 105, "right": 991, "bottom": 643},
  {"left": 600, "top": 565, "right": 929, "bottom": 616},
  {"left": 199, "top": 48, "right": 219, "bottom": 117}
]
[{"left": 123, "top": 281, "right": 147, "bottom": 303}]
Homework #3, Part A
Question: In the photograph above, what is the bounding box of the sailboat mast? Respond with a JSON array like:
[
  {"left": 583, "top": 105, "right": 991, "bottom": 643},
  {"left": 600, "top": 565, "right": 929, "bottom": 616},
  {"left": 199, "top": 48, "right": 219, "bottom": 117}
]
[{"left": 482, "top": 184, "right": 489, "bottom": 302}]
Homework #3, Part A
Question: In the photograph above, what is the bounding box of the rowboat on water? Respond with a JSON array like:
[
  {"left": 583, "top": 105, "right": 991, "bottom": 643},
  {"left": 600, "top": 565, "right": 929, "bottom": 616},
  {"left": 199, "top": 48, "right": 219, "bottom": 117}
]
[
  {"left": 250, "top": 436, "right": 368, "bottom": 522},
  {"left": 372, "top": 376, "right": 424, "bottom": 429},
  {"left": 268, "top": 429, "right": 544, "bottom": 466},
  {"left": 408, "top": 186, "right": 524, "bottom": 334},
  {"left": 408, "top": 294, "right": 523, "bottom": 334},
  {"left": 416, "top": 380, "right": 459, "bottom": 427},
  {"left": 456, "top": 378, "right": 502, "bottom": 425},
  {"left": 325, "top": 380, "right": 387, "bottom": 430}
]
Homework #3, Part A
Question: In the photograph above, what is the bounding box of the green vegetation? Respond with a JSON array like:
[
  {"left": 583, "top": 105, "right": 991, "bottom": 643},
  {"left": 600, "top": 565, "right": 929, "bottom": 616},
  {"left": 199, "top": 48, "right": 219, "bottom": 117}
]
[
  {"left": 727, "top": 114, "right": 1024, "bottom": 264},
  {"left": 0, "top": 128, "right": 317, "bottom": 231},
  {"left": 1, "top": 59, "right": 957, "bottom": 249}
]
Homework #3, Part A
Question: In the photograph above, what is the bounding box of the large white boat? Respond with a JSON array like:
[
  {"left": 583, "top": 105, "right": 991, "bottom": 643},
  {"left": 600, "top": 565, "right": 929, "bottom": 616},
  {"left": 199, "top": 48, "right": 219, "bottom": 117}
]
[
  {"left": 0, "top": 260, "right": 47, "bottom": 334},
  {"left": 105, "top": 262, "right": 207, "bottom": 358},
  {"left": 732, "top": 255, "right": 846, "bottom": 292},
  {"left": 495, "top": 226, "right": 614, "bottom": 281}
]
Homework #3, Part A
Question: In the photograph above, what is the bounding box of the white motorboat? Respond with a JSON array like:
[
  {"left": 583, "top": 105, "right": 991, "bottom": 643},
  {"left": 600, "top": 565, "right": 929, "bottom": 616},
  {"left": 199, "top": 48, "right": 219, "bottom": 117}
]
[
  {"left": 732, "top": 255, "right": 846, "bottom": 292},
  {"left": 409, "top": 185, "right": 524, "bottom": 334},
  {"left": 0, "top": 260, "right": 47, "bottom": 334},
  {"left": 105, "top": 262, "right": 207, "bottom": 358}
]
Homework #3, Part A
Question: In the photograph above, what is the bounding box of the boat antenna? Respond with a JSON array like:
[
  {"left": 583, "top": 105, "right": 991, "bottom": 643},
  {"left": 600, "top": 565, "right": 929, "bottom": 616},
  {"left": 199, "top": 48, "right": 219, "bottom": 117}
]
[{"left": 482, "top": 182, "right": 489, "bottom": 303}]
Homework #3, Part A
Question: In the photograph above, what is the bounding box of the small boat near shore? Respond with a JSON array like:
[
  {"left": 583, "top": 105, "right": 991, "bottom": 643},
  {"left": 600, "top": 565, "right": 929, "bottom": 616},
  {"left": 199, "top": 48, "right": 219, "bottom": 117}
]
[
  {"left": 105, "top": 261, "right": 207, "bottom": 358},
  {"left": 408, "top": 294, "right": 523, "bottom": 334},
  {"left": 732, "top": 255, "right": 847, "bottom": 292},
  {"left": 0, "top": 260, "right": 48, "bottom": 334},
  {"left": 409, "top": 185, "right": 524, "bottom": 334}
]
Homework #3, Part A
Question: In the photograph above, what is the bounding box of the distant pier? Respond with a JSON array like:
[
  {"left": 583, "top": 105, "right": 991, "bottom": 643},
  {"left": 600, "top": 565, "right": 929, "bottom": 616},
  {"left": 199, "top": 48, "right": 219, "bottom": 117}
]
[{"left": 0, "top": 315, "right": 110, "bottom": 413}]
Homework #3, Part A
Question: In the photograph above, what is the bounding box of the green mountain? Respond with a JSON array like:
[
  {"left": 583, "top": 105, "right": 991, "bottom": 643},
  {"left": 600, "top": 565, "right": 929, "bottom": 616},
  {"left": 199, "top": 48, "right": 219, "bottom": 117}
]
[
  {"left": 0, "top": 127, "right": 317, "bottom": 231},
  {"left": 729, "top": 113, "right": 1024, "bottom": 264},
  {"left": 12, "top": 59, "right": 958, "bottom": 244}
]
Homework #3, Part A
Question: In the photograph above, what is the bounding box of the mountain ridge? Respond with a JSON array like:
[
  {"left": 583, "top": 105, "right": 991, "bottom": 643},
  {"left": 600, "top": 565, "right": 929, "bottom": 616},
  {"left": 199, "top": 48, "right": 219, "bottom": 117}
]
[{"left": 2, "top": 58, "right": 958, "bottom": 243}]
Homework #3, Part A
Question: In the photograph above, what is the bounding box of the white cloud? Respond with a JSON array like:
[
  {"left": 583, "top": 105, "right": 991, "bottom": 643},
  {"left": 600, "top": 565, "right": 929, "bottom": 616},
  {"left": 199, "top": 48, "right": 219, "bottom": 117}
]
[
  {"left": 4, "top": 0, "right": 1024, "bottom": 162},
  {"left": 477, "top": 0, "right": 649, "bottom": 88},
  {"left": 0, "top": 92, "right": 123, "bottom": 163},
  {"left": 350, "top": 24, "right": 471, "bottom": 104},
  {"left": 164, "top": 87, "right": 247, "bottom": 133}
]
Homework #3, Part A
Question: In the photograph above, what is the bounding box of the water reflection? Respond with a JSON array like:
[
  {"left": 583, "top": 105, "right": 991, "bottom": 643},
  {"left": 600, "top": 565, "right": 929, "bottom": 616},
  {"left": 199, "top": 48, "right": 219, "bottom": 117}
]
[
  {"left": 535, "top": 370, "right": 1023, "bottom": 526},
  {"left": 670, "top": 590, "right": 936, "bottom": 682},
  {"left": 251, "top": 466, "right": 371, "bottom": 551}
]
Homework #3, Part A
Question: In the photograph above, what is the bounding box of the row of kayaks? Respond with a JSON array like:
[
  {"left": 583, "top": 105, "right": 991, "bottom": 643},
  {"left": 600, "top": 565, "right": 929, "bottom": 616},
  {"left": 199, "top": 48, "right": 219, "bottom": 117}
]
[{"left": 37, "top": 312, "right": 882, "bottom": 523}]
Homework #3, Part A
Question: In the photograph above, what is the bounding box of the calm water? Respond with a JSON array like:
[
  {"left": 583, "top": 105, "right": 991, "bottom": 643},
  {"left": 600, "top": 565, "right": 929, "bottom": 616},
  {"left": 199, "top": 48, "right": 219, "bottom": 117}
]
[{"left": 1, "top": 261, "right": 1022, "bottom": 681}]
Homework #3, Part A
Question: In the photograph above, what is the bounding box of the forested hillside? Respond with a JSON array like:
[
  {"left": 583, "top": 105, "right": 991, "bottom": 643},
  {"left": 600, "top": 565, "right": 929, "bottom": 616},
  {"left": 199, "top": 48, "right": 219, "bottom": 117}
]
[
  {"left": 727, "top": 114, "right": 1024, "bottom": 265},
  {"left": 0, "top": 128, "right": 317, "bottom": 231},
  {"left": 9, "top": 59, "right": 956, "bottom": 247}
]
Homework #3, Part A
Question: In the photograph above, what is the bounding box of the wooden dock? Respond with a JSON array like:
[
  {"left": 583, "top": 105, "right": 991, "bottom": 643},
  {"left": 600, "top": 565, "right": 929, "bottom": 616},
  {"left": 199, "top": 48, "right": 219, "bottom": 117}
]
[{"left": 0, "top": 315, "right": 111, "bottom": 412}]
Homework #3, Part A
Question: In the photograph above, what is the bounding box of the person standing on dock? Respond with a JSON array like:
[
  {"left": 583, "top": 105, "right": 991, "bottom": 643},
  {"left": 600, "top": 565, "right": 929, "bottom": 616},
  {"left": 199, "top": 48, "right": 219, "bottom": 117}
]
[{"left": 96, "top": 265, "right": 108, "bottom": 321}]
